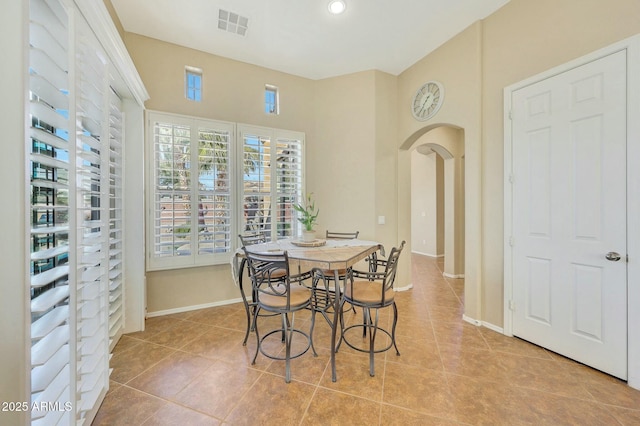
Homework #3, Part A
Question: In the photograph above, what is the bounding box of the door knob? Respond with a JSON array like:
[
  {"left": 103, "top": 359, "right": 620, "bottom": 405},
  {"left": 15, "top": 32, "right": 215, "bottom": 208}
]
[{"left": 605, "top": 252, "right": 621, "bottom": 262}]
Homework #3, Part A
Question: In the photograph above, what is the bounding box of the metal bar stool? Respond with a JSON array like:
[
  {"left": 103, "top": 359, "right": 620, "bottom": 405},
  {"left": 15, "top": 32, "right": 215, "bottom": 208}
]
[
  {"left": 243, "top": 248, "right": 312, "bottom": 383},
  {"left": 337, "top": 241, "right": 406, "bottom": 376}
]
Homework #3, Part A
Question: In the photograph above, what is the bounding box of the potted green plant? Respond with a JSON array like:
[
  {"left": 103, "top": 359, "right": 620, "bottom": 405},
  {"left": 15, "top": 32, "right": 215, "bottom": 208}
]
[{"left": 293, "top": 193, "right": 319, "bottom": 241}]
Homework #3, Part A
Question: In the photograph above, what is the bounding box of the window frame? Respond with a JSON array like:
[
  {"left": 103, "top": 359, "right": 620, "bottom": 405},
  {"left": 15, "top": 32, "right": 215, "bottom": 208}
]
[
  {"left": 146, "top": 112, "right": 306, "bottom": 271},
  {"left": 185, "top": 66, "right": 203, "bottom": 102},
  {"left": 146, "top": 111, "right": 236, "bottom": 271},
  {"left": 265, "top": 84, "right": 279, "bottom": 115},
  {"left": 237, "top": 124, "right": 305, "bottom": 241}
]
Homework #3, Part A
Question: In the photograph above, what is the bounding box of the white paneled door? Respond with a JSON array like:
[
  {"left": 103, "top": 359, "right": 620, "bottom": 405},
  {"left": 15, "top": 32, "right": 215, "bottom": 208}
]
[{"left": 510, "top": 50, "right": 627, "bottom": 379}]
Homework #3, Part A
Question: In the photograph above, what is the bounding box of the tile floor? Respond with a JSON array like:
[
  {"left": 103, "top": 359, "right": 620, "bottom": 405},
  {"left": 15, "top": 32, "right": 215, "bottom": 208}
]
[{"left": 93, "top": 254, "right": 640, "bottom": 425}]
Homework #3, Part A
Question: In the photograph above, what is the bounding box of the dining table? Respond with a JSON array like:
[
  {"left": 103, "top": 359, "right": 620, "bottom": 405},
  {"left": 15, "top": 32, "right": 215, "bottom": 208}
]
[{"left": 234, "top": 237, "right": 383, "bottom": 382}]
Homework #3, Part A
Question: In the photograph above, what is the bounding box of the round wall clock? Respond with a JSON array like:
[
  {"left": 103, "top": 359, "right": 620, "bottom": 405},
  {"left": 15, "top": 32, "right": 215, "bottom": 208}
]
[{"left": 411, "top": 81, "right": 444, "bottom": 121}]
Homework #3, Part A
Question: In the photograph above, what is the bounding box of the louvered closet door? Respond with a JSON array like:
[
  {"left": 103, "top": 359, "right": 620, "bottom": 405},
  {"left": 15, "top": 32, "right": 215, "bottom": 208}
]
[{"left": 28, "top": 0, "right": 72, "bottom": 424}]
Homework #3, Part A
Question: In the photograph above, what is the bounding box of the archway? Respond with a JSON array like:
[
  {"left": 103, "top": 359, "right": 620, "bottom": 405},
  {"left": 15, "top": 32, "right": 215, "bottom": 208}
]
[{"left": 406, "top": 125, "right": 465, "bottom": 279}]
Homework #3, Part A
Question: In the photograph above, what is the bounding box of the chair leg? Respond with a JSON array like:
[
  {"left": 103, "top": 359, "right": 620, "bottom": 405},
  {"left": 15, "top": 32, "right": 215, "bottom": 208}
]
[
  {"left": 251, "top": 307, "right": 261, "bottom": 365},
  {"left": 368, "top": 307, "right": 378, "bottom": 377},
  {"left": 284, "top": 312, "right": 292, "bottom": 383},
  {"left": 309, "top": 304, "right": 318, "bottom": 357},
  {"left": 391, "top": 302, "right": 400, "bottom": 356},
  {"left": 335, "top": 298, "right": 348, "bottom": 352},
  {"left": 242, "top": 303, "right": 251, "bottom": 346},
  {"left": 281, "top": 315, "right": 286, "bottom": 343},
  {"left": 362, "top": 307, "right": 368, "bottom": 338}
]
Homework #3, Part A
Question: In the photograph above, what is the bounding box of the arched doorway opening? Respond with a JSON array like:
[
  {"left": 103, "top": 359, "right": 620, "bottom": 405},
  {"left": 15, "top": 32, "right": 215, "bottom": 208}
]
[{"left": 405, "top": 125, "right": 465, "bottom": 278}]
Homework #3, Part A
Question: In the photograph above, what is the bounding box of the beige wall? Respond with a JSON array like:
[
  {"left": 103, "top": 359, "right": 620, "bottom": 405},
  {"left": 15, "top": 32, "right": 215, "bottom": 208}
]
[
  {"left": 124, "top": 33, "right": 315, "bottom": 131},
  {"left": 125, "top": 35, "right": 404, "bottom": 313},
  {"left": 125, "top": 34, "right": 317, "bottom": 313},
  {"left": 480, "top": 0, "right": 640, "bottom": 326},
  {"left": 398, "top": 0, "right": 640, "bottom": 326},
  {"left": 124, "top": 0, "right": 640, "bottom": 319},
  {"left": 398, "top": 22, "right": 484, "bottom": 318},
  {"left": 409, "top": 126, "right": 465, "bottom": 275},
  {"left": 103, "top": 0, "right": 125, "bottom": 40},
  {"left": 411, "top": 151, "right": 442, "bottom": 256},
  {"left": 310, "top": 71, "right": 377, "bottom": 239}
]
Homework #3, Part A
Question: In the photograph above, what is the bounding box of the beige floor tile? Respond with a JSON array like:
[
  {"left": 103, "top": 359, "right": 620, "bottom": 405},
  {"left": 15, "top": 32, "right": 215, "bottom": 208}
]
[
  {"left": 109, "top": 341, "right": 175, "bottom": 384},
  {"left": 141, "top": 402, "right": 221, "bottom": 425},
  {"left": 606, "top": 405, "right": 640, "bottom": 425},
  {"left": 395, "top": 315, "right": 436, "bottom": 341},
  {"left": 96, "top": 255, "right": 640, "bottom": 425},
  {"left": 265, "top": 346, "right": 330, "bottom": 385},
  {"left": 431, "top": 320, "right": 490, "bottom": 350},
  {"left": 127, "top": 315, "right": 180, "bottom": 341},
  {"left": 225, "top": 373, "right": 316, "bottom": 425},
  {"left": 383, "top": 362, "right": 457, "bottom": 421},
  {"left": 144, "top": 320, "right": 213, "bottom": 349},
  {"left": 446, "top": 373, "right": 522, "bottom": 425},
  {"left": 380, "top": 404, "right": 468, "bottom": 426},
  {"left": 478, "top": 328, "right": 554, "bottom": 360},
  {"left": 502, "top": 386, "right": 622, "bottom": 425},
  {"left": 91, "top": 385, "right": 165, "bottom": 426},
  {"left": 126, "top": 351, "right": 215, "bottom": 399},
  {"left": 319, "top": 351, "right": 385, "bottom": 401},
  {"left": 112, "top": 335, "right": 144, "bottom": 354},
  {"left": 438, "top": 343, "right": 509, "bottom": 381},
  {"left": 301, "top": 387, "right": 382, "bottom": 425},
  {"left": 498, "top": 352, "right": 595, "bottom": 400},
  {"left": 172, "top": 360, "right": 262, "bottom": 419},
  {"left": 579, "top": 369, "right": 640, "bottom": 409},
  {"left": 387, "top": 334, "right": 443, "bottom": 371}
]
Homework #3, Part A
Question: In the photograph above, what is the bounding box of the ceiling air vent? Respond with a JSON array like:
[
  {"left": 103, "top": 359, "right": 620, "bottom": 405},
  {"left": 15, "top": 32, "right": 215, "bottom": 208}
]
[{"left": 218, "top": 9, "right": 249, "bottom": 36}]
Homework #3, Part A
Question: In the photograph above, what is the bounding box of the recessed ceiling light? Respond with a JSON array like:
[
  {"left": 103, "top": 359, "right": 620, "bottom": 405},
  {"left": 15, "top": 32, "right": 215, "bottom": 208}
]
[{"left": 328, "top": 0, "right": 346, "bottom": 15}]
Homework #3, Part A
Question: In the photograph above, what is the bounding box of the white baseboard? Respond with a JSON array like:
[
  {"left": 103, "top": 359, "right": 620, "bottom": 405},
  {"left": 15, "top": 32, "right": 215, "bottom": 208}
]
[
  {"left": 463, "top": 315, "right": 505, "bottom": 333},
  {"left": 481, "top": 321, "right": 504, "bottom": 334},
  {"left": 462, "top": 315, "right": 481, "bottom": 326},
  {"left": 443, "top": 272, "right": 465, "bottom": 279},
  {"left": 411, "top": 250, "right": 444, "bottom": 258},
  {"left": 146, "top": 297, "right": 244, "bottom": 318},
  {"left": 395, "top": 283, "right": 413, "bottom": 292}
]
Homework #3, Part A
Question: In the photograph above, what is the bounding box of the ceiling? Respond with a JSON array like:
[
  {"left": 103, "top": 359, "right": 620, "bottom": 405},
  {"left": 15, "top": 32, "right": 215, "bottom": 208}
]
[{"left": 110, "top": 0, "right": 510, "bottom": 80}]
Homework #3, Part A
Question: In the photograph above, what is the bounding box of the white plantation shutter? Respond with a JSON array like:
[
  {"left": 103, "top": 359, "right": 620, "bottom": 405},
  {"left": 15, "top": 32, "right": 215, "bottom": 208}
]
[
  {"left": 74, "top": 16, "right": 110, "bottom": 422},
  {"left": 239, "top": 125, "right": 305, "bottom": 241},
  {"left": 196, "top": 127, "right": 232, "bottom": 258},
  {"left": 240, "top": 131, "right": 273, "bottom": 236},
  {"left": 148, "top": 112, "right": 234, "bottom": 270},
  {"left": 26, "top": 0, "right": 138, "bottom": 423},
  {"left": 28, "top": 0, "right": 72, "bottom": 424},
  {"left": 275, "top": 137, "right": 303, "bottom": 238},
  {"left": 108, "top": 90, "right": 125, "bottom": 352}
]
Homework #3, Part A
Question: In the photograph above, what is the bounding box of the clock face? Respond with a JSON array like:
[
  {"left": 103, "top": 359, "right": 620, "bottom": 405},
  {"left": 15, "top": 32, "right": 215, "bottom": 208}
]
[{"left": 412, "top": 81, "right": 444, "bottom": 121}]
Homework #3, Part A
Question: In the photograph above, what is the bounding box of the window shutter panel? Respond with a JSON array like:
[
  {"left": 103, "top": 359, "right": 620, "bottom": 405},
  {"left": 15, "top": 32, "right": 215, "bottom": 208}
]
[
  {"left": 196, "top": 127, "right": 232, "bottom": 257},
  {"left": 28, "top": 0, "right": 130, "bottom": 423},
  {"left": 108, "top": 90, "right": 125, "bottom": 352},
  {"left": 275, "top": 138, "right": 303, "bottom": 239},
  {"left": 28, "top": 0, "right": 72, "bottom": 423},
  {"left": 74, "top": 16, "right": 110, "bottom": 421},
  {"left": 239, "top": 126, "right": 305, "bottom": 241},
  {"left": 149, "top": 113, "right": 234, "bottom": 270},
  {"left": 241, "top": 132, "right": 273, "bottom": 236}
]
